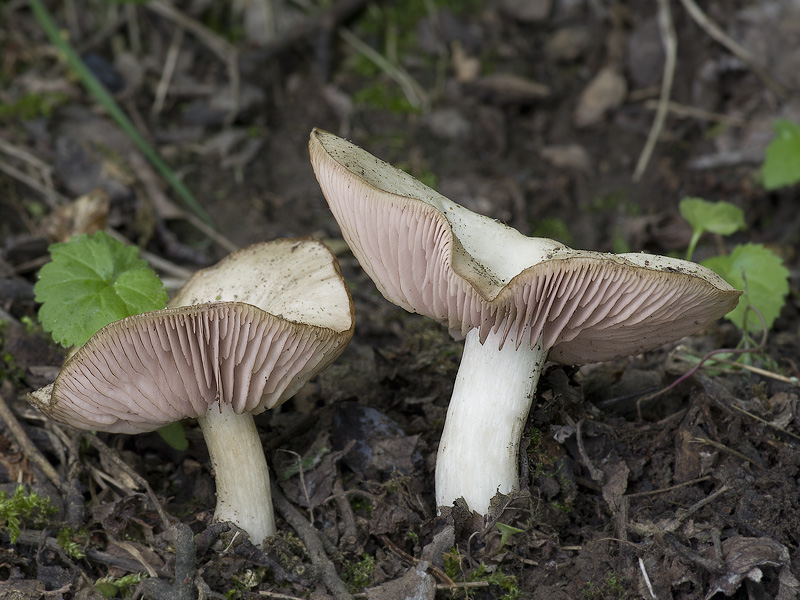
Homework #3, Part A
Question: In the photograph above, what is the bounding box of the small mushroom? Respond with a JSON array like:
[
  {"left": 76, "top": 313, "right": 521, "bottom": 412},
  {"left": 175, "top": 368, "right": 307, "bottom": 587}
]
[
  {"left": 29, "top": 238, "right": 354, "bottom": 544},
  {"left": 309, "top": 129, "right": 741, "bottom": 516}
]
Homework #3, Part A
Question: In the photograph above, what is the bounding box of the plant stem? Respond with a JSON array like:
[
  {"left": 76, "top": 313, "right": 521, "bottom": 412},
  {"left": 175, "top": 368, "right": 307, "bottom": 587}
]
[
  {"left": 435, "top": 327, "right": 547, "bottom": 515},
  {"left": 686, "top": 229, "right": 702, "bottom": 261},
  {"left": 198, "top": 403, "right": 275, "bottom": 545}
]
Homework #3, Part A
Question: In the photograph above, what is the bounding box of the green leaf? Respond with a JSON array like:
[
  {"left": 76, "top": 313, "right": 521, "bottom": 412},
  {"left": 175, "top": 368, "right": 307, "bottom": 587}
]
[
  {"left": 496, "top": 523, "right": 525, "bottom": 550},
  {"left": 762, "top": 119, "right": 800, "bottom": 190},
  {"left": 0, "top": 486, "right": 56, "bottom": 544},
  {"left": 94, "top": 581, "right": 119, "bottom": 599},
  {"left": 679, "top": 197, "right": 745, "bottom": 261},
  {"left": 679, "top": 198, "right": 745, "bottom": 236},
  {"left": 157, "top": 422, "right": 189, "bottom": 451},
  {"left": 702, "top": 243, "right": 789, "bottom": 332},
  {"left": 95, "top": 573, "right": 145, "bottom": 598},
  {"left": 35, "top": 231, "right": 167, "bottom": 347}
]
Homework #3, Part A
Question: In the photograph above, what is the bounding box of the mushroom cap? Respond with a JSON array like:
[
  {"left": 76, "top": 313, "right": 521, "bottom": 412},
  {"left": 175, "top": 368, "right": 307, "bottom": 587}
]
[
  {"left": 309, "top": 128, "right": 741, "bottom": 364},
  {"left": 29, "top": 238, "right": 354, "bottom": 434}
]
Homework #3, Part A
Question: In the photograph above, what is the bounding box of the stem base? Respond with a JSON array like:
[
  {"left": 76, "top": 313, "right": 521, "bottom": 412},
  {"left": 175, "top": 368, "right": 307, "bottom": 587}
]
[{"left": 435, "top": 328, "right": 547, "bottom": 515}]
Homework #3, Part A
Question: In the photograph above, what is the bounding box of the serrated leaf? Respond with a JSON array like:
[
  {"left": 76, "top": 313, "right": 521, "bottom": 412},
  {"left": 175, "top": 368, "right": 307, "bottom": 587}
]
[
  {"left": 35, "top": 231, "right": 168, "bottom": 347},
  {"left": 762, "top": 119, "right": 800, "bottom": 190},
  {"left": 702, "top": 243, "right": 789, "bottom": 332},
  {"left": 679, "top": 197, "right": 745, "bottom": 236}
]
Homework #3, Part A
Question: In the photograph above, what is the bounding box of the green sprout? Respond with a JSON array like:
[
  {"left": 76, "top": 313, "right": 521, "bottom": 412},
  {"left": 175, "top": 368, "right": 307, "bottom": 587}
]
[
  {"left": 56, "top": 526, "right": 86, "bottom": 558},
  {"left": 679, "top": 198, "right": 789, "bottom": 333},
  {"left": 679, "top": 197, "right": 745, "bottom": 262},
  {"left": 94, "top": 573, "right": 146, "bottom": 598},
  {"left": 278, "top": 445, "right": 330, "bottom": 481},
  {"left": 762, "top": 119, "right": 800, "bottom": 190},
  {"left": 469, "top": 563, "right": 520, "bottom": 600},
  {"left": 495, "top": 523, "right": 525, "bottom": 550},
  {"left": 443, "top": 548, "right": 520, "bottom": 600},
  {"left": 342, "top": 553, "right": 376, "bottom": 592},
  {"left": 0, "top": 485, "right": 57, "bottom": 543},
  {"left": 0, "top": 91, "right": 69, "bottom": 121}
]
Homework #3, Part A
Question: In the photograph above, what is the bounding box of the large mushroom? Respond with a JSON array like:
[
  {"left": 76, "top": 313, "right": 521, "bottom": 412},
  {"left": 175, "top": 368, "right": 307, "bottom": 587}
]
[
  {"left": 29, "top": 238, "right": 354, "bottom": 544},
  {"left": 309, "top": 129, "right": 741, "bottom": 516}
]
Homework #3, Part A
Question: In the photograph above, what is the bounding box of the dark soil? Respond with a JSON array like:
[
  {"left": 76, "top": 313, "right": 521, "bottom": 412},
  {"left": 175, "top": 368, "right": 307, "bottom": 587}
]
[{"left": 1, "top": 1, "right": 799, "bottom": 599}]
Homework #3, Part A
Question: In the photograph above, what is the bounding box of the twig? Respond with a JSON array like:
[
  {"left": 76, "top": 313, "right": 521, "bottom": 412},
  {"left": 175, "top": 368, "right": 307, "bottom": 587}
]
[
  {"left": 0, "top": 158, "right": 67, "bottom": 209},
  {"left": 692, "top": 437, "right": 764, "bottom": 468},
  {"left": 184, "top": 213, "right": 239, "bottom": 254},
  {"left": 711, "top": 358, "right": 799, "bottom": 386},
  {"left": 636, "top": 306, "right": 769, "bottom": 419},
  {"left": 103, "top": 228, "right": 195, "bottom": 280},
  {"left": 138, "top": 522, "right": 196, "bottom": 600},
  {"left": 322, "top": 488, "right": 379, "bottom": 504},
  {"left": 258, "top": 592, "right": 306, "bottom": 600},
  {"left": 125, "top": 152, "right": 238, "bottom": 253},
  {"left": 8, "top": 530, "right": 173, "bottom": 577},
  {"left": 333, "top": 470, "right": 359, "bottom": 551},
  {"left": 0, "top": 389, "right": 62, "bottom": 488},
  {"left": 276, "top": 449, "right": 314, "bottom": 524},
  {"left": 633, "top": 0, "right": 676, "bottom": 181},
  {"left": 152, "top": 27, "right": 184, "bottom": 115},
  {"left": 83, "top": 433, "right": 171, "bottom": 529},
  {"left": 146, "top": 1, "right": 235, "bottom": 68},
  {"left": 378, "top": 533, "right": 457, "bottom": 588},
  {"left": 628, "top": 484, "right": 731, "bottom": 536},
  {"left": 271, "top": 483, "right": 354, "bottom": 600},
  {"left": 146, "top": 1, "right": 240, "bottom": 125},
  {"left": 677, "top": 0, "right": 787, "bottom": 98},
  {"left": 0, "top": 137, "right": 56, "bottom": 187},
  {"left": 639, "top": 557, "right": 658, "bottom": 600},
  {"left": 641, "top": 99, "right": 746, "bottom": 126},
  {"left": 625, "top": 476, "right": 710, "bottom": 499},
  {"left": 729, "top": 404, "right": 800, "bottom": 442},
  {"left": 339, "top": 27, "right": 429, "bottom": 110},
  {"left": 0, "top": 306, "right": 20, "bottom": 327},
  {"left": 576, "top": 419, "right": 604, "bottom": 483},
  {"left": 124, "top": 3, "right": 142, "bottom": 57}
]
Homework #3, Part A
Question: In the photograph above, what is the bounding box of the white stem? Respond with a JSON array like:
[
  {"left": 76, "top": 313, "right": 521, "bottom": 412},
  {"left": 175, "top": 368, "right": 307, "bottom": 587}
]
[
  {"left": 197, "top": 403, "right": 275, "bottom": 545},
  {"left": 435, "top": 327, "right": 547, "bottom": 515}
]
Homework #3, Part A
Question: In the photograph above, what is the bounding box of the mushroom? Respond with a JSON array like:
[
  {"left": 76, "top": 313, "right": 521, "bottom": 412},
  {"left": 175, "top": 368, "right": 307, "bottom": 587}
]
[
  {"left": 29, "top": 238, "right": 354, "bottom": 544},
  {"left": 308, "top": 129, "right": 741, "bottom": 516}
]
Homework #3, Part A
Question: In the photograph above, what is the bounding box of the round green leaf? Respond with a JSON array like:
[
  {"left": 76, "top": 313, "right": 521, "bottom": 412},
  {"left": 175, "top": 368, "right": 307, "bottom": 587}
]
[
  {"left": 762, "top": 119, "right": 800, "bottom": 190},
  {"left": 679, "top": 197, "right": 746, "bottom": 236}
]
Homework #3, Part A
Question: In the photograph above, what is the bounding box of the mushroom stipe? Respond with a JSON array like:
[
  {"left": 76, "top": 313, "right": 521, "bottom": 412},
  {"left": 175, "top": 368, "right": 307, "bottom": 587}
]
[
  {"left": 29, "top": 237, "right": 355, "bottom": 545},
  {"left": 309, "top": 128, "right": 741, "bottom": 518}
]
